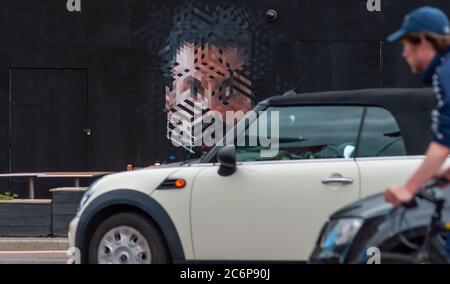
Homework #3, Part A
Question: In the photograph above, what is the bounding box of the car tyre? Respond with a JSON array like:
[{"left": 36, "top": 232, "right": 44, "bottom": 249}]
[{"left": 88, "top": 212, "right": 170, "bottom": 264}]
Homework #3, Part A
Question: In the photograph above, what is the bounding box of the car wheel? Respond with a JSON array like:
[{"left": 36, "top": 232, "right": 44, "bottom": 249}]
[{"left": 88, "top": 212, "right": 170, "bottom": 264}]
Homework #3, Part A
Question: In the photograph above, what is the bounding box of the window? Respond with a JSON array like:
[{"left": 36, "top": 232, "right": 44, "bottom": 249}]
[
  {"left": 357, "top": 107, "right": 407, "bottom": 157},
  {"left": 235, "top": 106, "right": 363, "bottom": 162}
]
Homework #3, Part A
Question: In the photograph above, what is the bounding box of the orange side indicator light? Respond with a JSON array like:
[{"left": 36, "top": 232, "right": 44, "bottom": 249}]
[{"left": 174, "top": 179, "right": 186, "bottom": 188}]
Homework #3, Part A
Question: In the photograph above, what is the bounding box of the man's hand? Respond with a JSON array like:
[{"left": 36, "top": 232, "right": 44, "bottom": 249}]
[{"left": 384, "top": 185, "right": 415, "bottom": 207}]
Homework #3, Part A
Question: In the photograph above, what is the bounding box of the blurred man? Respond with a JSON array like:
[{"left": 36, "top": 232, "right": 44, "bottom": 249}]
[
  {"left": 385, "top": 6, "right": 450, "bottom": 205},
  {"left": 385, "top": 6, "right": 450, "bottom": 256}
]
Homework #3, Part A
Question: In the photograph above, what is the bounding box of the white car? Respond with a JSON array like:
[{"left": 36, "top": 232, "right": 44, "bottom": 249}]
[{"left": 69, "top": 88, "right": 441, "bottom": 264}]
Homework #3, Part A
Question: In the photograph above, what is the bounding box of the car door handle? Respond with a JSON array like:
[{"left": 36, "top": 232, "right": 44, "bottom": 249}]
[{"left": 321, "top": 177, "right": 354, "bottom": 185}]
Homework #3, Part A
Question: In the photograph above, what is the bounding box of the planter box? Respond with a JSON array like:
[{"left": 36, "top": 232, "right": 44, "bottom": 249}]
[
  {"left": 0, "top": 200, "right": 52, "bottom": 237},
  {"left": 51, "top": 188, "right": 86, "bottom": 237}
]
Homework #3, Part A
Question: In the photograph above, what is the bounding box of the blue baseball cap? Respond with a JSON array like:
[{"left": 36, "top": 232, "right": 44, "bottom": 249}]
[{"left": 388, "top": 6, "right": 450, "bottom": 42}]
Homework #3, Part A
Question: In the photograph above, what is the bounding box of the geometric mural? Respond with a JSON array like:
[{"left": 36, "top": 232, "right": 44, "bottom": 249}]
[
  {"left": 135, "top": 1, "right": 282, "bottom": 152},
  {"left": 165, "top": 42, "right": 252, "bottom": 152}
]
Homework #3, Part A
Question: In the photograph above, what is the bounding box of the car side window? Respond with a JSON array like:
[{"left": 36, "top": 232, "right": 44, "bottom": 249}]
[
  {"left": 235, "top": 106, "right": 363, "bottom": 162},
  {"left": 357, "top": 107, "right": 407, "bottom": 157}
]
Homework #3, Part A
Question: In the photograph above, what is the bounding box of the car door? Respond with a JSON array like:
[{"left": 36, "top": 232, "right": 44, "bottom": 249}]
[
  {"left": 191, "top": 105, "right": 363, "bottom": 261},
  {"left": 355, "top": 106, "right": 450, "bottom": 198}
]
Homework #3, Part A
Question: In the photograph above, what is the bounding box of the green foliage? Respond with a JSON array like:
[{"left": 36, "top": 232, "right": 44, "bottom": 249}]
[{"left": 0, "top": 192, "right": 18, "bottom": 200}]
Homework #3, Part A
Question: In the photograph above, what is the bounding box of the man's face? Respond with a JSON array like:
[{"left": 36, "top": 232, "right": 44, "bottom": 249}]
[
  {"left": 401, "top": 36, "right": 436, "bottom": 73},
  {"left": 401, "top": 39, "right": 423, "bottom": 73}
]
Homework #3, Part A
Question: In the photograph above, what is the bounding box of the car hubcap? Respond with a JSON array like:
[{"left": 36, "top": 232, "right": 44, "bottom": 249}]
[{"left": 98, "top": 226, "right": 151, "bottom": 264}]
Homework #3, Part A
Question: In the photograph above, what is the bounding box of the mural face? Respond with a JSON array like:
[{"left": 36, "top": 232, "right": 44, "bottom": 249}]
[
  {"left": 166, "top": 42, "right": 252, "bottom": 119},
  {"left": 166, "top": 42, "right": 253, "bottom": 151},
  {"left": 135, "top": 1, "right": 282, "bottom": 154}
]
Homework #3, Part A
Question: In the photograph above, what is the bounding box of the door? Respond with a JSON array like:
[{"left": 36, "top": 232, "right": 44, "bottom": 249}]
[
  {"left": 356, "top": 107, "right": 425, "bottom": 198},
  {"left": 9, "top": 68, "right": 88, "bottom": 198},
  {"left": 191, "top": 105, "right": 363, "bottom": 261},
  {"left": 356, "top": 106, "right": 450, "bottom": 198}
]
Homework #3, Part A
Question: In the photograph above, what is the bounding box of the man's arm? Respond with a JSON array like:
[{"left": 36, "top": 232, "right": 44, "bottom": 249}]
[
  {"left": 405, "top": 142, "right": 450, "bottom": 191},
  {"left": 385, "top": 142, "right": 450, "bottom": 206}
]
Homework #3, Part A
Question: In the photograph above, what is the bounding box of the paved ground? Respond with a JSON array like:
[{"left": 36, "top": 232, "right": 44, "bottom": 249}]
[
  {"left": 0, "top": 238, "right": 70, "bottom": 264},
  {"left": 0, "top": 251, "right": 69, "bottom": 264}
]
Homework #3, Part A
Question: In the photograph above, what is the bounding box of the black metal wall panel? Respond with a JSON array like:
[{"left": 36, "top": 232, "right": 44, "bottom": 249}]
[
  {"left": 10, "top": 69, "right": 87, "bottom": 197},
  {"left": 0, "top": 55, "right": 10, "bottom": 194},
  {"left": 0, "top": 0, "right": 448, "bottom": 196}
]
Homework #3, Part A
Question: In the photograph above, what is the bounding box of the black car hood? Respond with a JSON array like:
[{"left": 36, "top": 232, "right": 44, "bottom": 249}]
[{"left": 330, "top": 193, "right": 394, "bottom": 220}]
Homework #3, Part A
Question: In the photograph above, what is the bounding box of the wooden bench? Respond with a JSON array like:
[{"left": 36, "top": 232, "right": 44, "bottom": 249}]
[
  {"left": 0, "top": 199, "right": 52, "bottom": 204},
  {"left": 0, "top": 173, "right": 43, "bottom": 199},
  {"left": 0, "top": 172, "right": 111, "bottom": 199}
]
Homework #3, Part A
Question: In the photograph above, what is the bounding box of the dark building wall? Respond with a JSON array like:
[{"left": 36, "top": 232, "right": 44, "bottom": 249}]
[{"left": 0, "top": 0, "right": 448, "bottom": 197}]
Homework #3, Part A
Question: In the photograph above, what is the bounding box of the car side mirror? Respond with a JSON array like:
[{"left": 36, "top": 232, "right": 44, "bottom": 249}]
[{"left": 217, "top": 146, "right": 237, "bottom": 177}]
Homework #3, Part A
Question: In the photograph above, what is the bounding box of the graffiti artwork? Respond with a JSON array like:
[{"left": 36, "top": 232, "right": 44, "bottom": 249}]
[{"left": 135, "top": 1, "right": 281, "bottom": 153}]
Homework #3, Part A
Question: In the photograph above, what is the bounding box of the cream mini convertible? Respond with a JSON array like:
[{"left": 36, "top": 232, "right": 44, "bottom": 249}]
[{"left": 69, "top": 88, "right": 442, "bottom": 264}]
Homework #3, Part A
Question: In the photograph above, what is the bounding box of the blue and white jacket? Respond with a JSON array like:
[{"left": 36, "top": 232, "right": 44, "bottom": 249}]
[{"left": 423, "top": 47, "right": 450, "bottom": 148}]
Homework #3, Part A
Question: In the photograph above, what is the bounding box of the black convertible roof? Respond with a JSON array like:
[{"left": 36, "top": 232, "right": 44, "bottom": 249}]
[{"left": 266, "top": 88, "right": 435, "bottom": 114}]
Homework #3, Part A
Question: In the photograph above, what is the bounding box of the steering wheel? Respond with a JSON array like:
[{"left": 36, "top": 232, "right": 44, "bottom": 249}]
[
  {"left": 318, "top": 144, "right": 342, "bottom": 158},
  {"left": 277, "top": 145, "right": 343, "bottom": 160},
  {"left": 273, "top": 150, "right": 294, "bottom": 160},
  {"left": 374, "top": 138, "right": 403, "bottom": 157}
]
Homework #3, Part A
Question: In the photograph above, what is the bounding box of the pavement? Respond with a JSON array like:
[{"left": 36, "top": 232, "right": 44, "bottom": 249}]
[{"left": 0, "top": 238, "right": 70, "bottom": 264}]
